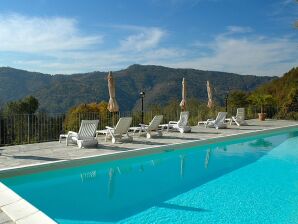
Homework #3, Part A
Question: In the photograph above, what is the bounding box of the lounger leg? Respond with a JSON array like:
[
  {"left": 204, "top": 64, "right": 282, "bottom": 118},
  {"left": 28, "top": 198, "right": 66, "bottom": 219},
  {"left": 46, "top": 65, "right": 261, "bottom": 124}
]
[
  {"left": 146, "top": 133, "right": 152, "bottom": 139},
  {"left": 127, "top": 132, "right": 133, "bottom": 141},
  {"left": 108, "top": 130, "right": 117, "bottom": 143},
  {"left": 235, "top": 120, "right": 240, "bottom": 126},
  {"left": 78, "top": 140, "right": 83, "bottom": 149}
]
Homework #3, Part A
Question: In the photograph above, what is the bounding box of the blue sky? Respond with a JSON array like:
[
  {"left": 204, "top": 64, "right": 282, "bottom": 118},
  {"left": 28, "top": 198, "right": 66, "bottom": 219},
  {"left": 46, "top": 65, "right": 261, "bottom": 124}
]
[{"left": 0, "top": 0, "right": 297, "bottom": 76}]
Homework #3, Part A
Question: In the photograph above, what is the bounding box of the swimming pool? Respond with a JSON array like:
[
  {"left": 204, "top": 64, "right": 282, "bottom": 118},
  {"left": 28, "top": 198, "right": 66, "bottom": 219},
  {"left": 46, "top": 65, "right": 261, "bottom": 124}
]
[{"left": 1, "top": 127, "right": 298, "bottom": 224}]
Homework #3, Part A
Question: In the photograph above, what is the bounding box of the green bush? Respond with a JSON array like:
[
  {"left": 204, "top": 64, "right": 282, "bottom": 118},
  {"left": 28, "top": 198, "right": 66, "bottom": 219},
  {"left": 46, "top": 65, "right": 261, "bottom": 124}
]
[{"left": 64, "top": 101, "right": 108, "bottom": 131}]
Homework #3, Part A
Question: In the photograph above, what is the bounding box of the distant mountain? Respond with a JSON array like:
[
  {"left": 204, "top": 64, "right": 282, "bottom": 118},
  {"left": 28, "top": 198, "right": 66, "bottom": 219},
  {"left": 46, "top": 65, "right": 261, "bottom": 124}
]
[{"left": 0, "top": 65, "right": 275, "bottom": 113}]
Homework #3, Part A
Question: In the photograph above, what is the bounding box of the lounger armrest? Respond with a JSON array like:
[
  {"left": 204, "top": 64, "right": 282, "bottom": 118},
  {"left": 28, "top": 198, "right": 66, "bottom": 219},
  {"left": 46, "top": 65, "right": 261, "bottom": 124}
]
[
  {"left": 205, "top": 120, "right": 214, "bottom": 126},
  {"left": 105, "top": 126, "right": 114, "bottom": 130},
  {"left": 67, "top": 131, "right": 78, "bottom": 138},
  {"left": 169, "top": 121, "right": 178, "bottom": 124},
  {"left": 67, "top": 131, "right": 77, "bottom": 135}
]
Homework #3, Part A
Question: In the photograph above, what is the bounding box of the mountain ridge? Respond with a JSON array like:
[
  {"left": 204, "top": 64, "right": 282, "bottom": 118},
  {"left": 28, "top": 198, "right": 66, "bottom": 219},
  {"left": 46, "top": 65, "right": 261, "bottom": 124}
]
[{"left": 0, "top": 64, "right": 276, "bottom": 113}]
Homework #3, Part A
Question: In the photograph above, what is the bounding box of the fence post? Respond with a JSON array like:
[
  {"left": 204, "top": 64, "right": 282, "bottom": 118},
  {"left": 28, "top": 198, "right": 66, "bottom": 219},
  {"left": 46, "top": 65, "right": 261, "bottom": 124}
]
[
  {"left": 0, "top": 116, "right": 1, "bottom": 146},
  {"left": 27, "top": 115, "right": 30, "bottom": 143}
]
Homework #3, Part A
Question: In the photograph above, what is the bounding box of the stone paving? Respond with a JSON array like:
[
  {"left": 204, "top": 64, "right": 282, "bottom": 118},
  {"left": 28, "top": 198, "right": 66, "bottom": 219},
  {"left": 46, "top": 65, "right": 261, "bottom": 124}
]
[
  {"left": 0, "top": 210, "right": 14, "bottom": 224},
  {"left": 0, "top": 119, "right": 297, "bottom": 223}
]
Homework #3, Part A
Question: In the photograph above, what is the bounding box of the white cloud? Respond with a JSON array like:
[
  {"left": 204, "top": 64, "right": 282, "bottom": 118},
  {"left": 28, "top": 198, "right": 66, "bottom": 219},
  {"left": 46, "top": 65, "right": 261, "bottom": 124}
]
[
  {"left": 281, "top": 0, "right": 293, "bottom": 5},
  {"left": 119, "top": 27, "right": 166, "bottom": 51},
  {"left": 28, "top": 46, "right": 183, "bottom": 74},
  {"left": 0, "top": 14, "right": 103, "bottom": 53},
  {"left": 1, "top": 15, "right": 296, "bottom": 77},
  {"left": 226, "top": 26, "right": 253, "bottom": 34},
  {"left": 0, "top": 16, "right": 172, "bottom": 73},
  {"left": 167, "top": 33, "right": 298, "bottom": 76}
]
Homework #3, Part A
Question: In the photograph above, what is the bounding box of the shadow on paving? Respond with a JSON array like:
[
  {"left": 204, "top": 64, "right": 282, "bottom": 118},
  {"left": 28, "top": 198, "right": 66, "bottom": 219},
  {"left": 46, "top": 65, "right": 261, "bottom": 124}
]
[
  {"left": 235, "top": 128, "right": 263, "bottom": 131},
  {"left": 160, "top": 136, "right": 200, "bottom": 141},
  {"left": 12, "top": 155, "right": 61, "bottom": 161},
  {"left": 190, "top": 131, "right": 221, "bottom": 134},
  {"left": 98, "top": 141, "right": 168, "bottom": 151}
]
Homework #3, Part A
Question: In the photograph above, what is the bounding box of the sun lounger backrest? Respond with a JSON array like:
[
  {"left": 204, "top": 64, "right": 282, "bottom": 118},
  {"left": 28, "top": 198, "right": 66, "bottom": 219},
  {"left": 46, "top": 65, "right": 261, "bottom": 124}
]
[
  {"left": 177, "top": 111, "right": 189, "bottom": 127},
  {"left": 78, "top": 120, "right": 99, "bottom": 137},
  {"left": 215, "top": 112, "right": 227, "bottom": 124},
  {"left": 114, "top": 117, "right": 132, "bottom": 135},
  {"left": 236, "top": 108, "right": 245, "bottom": 121},
  {"left": 147, "top": 115, "right": 163, "bottom": 131}
]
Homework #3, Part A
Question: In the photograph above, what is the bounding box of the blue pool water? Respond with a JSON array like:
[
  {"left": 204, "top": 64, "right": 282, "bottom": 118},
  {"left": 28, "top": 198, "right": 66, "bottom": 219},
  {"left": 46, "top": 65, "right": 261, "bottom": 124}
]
[{"left": 1, "top": 128, "right": 298, "bottom": 224}]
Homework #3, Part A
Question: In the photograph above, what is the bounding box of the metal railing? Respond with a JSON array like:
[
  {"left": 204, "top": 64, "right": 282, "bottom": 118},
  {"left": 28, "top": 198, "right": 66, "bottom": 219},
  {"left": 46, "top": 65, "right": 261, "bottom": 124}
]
[
  {"left": 0, "top": 111, "right": 181, "bottom": 146},
  {"left": 0, "top": 105, "right": 291, "bottom": 147},
  {"left": 0, "top": 113, "right": 65, "bottom": 146}
]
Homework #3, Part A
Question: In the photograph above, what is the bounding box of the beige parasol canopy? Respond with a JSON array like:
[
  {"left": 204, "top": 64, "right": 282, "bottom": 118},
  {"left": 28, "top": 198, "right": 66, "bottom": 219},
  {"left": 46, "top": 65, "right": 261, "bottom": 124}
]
[
  {"left": 207, "top": 80, "right": 214, "bottom": 109},
  {"left": 179, "top": 77, "right": 187, "bottom": 111},
  {"left": 107, "top": 71, "right": 119, "bottom": 112}
]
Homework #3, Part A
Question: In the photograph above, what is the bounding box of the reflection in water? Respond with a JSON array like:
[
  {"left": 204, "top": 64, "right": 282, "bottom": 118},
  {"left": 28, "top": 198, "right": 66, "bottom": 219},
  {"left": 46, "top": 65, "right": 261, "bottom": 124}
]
[
  {"left": 204, "top": 148, "right": 211, "bottom": 169},
  {"left": 180, "top": 155, "right": 185, "bottom": 179},
  {"left": 151, "top": 160, "right": 156, "bottom": 166},
  {"left": 80, "top": 170, "right": 97, "bottom": 182},
  {"left": 139, "top": 164, "right": 145, "bottom": 172},
  {"left": 108, "top": 168, "right": 115, "bottom": 199},
  {"left": 249, "top": 139, "right": 273, "bottom": 148},
  {"left": 117, "top": 167, "right": 122, "bottom": 174},
  {"left": 288, "top": 130, "right": 298, "bottom": 138},
  {"left": 151, "top": 159, "right": 162, "bottom": 167}
]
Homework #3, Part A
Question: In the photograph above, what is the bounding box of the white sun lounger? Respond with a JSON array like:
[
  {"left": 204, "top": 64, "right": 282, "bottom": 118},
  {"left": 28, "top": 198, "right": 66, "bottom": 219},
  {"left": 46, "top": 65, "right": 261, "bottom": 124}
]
[
  {"left": 130, "top": 115, "right": 163, "bottom": 138},
  {"left": 198, "top": 112, "right": 227, "bottom": 129},
  {"left": 167, "top": 111, "right": 191, "bottom": 133},
  {"left": 230, "top": 108, "right": 247, "bottom": 126},
  {"left": 103, "top": 117, "right": 133, "bottom": 143},
  {"left": 60, "top": 120, "right": 99, "bottom": 148}
]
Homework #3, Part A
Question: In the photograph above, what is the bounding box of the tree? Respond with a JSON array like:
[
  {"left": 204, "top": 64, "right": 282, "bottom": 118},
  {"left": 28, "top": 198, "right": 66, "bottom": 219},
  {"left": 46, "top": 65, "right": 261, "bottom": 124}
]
[
  {"left": 228, "top": 90, "right": 249, "bottom": 109},
  {"left": 250, "top": 67, "right": 298, "bottom": 120},
  {"left": 64, "top": 101, "right": 109, "bottom": 131},
  {"left": 3, "top": 96, "right": 39, "bottom": 115},
  {"left": 22, "top": 96, "right": 39, "bottom": 114},
  {"left": 248, "top": 93, "right": 274, "bottom": 114}
]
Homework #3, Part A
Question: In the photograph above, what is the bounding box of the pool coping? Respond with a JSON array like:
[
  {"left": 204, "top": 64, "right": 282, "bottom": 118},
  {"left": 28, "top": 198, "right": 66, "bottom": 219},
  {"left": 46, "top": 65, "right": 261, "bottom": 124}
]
[
  {"left": 0, "top": 123, "right": 297, "bottom": 224},
  {"left": 0, "top": 182, "right": 57, "bottom": 224}
]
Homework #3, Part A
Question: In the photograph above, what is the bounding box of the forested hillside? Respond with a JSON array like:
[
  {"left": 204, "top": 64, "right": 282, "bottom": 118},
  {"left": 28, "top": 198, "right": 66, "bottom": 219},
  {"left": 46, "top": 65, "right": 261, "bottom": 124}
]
[
  {"left": 0, "top": 65, "right": 275, "bottom": 113},
  {"left": 256, "top": 67, "right": 298, "bottom": 118}
]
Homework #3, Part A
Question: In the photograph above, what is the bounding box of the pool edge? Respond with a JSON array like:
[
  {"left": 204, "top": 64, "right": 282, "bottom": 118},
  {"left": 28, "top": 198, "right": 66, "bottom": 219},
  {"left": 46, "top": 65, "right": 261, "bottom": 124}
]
[{"left": 0, "top": 182, "right": 57, "bottom": 224}]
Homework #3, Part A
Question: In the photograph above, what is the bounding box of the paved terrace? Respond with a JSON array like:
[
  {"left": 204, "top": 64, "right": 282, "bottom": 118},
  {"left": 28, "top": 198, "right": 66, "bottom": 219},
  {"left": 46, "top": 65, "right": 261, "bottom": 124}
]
[
  {"left": 0, "top": 119, "right": 297, "bottom": 171},
  {"left": 0, "top": 211, "right": 13, "bottom": 224}
]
